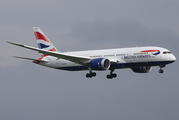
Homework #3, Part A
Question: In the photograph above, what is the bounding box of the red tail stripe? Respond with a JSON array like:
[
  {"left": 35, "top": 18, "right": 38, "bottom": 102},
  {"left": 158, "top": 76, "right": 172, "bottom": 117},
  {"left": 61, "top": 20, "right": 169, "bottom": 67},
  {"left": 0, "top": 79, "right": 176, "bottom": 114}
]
[
  {"left": 49, "top": 48, "right": 56, "bottom": 52},
  {"left": 34, "top": 55, "right": 49, "bottom": 64},
  {"left": 34, "top": 32, "right": 49, "bottom": 43}
]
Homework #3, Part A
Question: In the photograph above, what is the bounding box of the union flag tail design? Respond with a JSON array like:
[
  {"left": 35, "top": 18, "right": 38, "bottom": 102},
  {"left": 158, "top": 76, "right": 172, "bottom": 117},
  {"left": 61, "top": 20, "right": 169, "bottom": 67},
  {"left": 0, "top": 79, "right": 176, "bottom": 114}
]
[{"left": 33, "top": 27, "right": 59, "bottom": 52}]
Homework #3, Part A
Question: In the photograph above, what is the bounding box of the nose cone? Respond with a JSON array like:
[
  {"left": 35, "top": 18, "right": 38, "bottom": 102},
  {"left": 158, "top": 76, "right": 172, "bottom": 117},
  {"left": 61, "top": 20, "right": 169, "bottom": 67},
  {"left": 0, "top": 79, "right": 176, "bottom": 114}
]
[{"left": 171, "top": 54, "right": 176, "bottom": 62}]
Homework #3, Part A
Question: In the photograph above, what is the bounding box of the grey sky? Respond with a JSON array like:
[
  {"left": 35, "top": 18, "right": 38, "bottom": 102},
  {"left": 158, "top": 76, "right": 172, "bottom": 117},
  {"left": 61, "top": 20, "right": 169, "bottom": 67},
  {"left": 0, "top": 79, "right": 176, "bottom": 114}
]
[{"left": 0, "top": 0, "right": 179, "bottom": 120}]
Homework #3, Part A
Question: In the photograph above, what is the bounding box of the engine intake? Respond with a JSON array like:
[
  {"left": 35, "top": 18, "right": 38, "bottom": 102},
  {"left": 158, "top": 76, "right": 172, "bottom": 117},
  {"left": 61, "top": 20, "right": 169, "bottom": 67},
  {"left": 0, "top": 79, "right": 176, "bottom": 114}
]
[
  {"left": 89, "top": 58, "right": 110, "bottom": 70},
  {"left": 132, "top": 66, "right": 152, "bottom": 73}
]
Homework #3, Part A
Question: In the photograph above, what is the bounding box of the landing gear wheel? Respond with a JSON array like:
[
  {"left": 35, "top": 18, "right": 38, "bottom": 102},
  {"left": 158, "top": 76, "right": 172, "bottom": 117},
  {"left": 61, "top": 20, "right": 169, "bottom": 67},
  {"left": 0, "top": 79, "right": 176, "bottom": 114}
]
[
  {"left": 107, "top": 74, "right": 113, "bottom": 79},
  {"left": 86, "top": 72, "right": 96, "bottom": 78},
  {"left": 158, "top": 65, "right": 165, "bottom": 74},
  {"left": 91, "top": 72, "right": 96, "bottom": 77},
  {"left": 112, "top": 73, "right": 117, "bottom": 78},
  {"left": 86, "top": 73, "right": 92, "bottom": 78},
  {"left": 106, "top": 69, "right": 117, "bottom": 79},
  {"left": 159, "top": 69, "right": 164, "bottom": 73},
  {"left": 106, "top": 73, "right": 117, "bottom": 79}
]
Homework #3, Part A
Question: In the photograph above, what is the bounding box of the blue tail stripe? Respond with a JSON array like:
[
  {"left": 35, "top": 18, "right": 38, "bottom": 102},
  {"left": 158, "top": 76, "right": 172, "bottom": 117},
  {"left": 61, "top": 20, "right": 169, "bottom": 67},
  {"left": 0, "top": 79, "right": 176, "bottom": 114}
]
[{"left": 38, "top": 43, "right": 49, "bottom": 49}]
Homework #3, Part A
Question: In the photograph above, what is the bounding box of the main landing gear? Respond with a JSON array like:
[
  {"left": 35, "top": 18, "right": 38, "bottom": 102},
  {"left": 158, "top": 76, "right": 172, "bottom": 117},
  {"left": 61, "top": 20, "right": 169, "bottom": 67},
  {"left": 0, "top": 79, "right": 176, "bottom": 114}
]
[
  {"left": 86, "top": 71, "right": 96, "bottom": 78},
  {"left": 106, "top": 69, "right": 117, "bottom": 79},
  {"left": 86, "top": 69, "right": 117, "bottom": 79},
  {"left": 158, "top": 65, "right": 165, "bottom": 73}
]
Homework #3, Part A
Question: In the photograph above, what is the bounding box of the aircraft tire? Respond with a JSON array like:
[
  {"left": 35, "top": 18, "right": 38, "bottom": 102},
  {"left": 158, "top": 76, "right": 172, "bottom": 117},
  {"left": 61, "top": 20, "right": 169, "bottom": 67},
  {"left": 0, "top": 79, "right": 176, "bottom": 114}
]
[
  {"left": 86, "top": 73, "right": 92, "bottom": 78},
  {"left": 159, "top": 69, "right": 164, "bottom": 73},
  {"left": 91, "top": 72, "right": 96, "bottom": 77},
  {"left": 107, "top": 74, "right": 113, "bottom": 79},
  {"left": 112, "top": 73, "right": 117, "bottom": 78}
]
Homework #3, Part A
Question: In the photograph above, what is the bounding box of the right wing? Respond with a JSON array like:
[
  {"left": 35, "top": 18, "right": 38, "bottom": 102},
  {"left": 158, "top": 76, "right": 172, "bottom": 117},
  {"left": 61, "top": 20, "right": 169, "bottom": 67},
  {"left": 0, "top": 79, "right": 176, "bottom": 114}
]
[{"left": 7, "top": 41, "right": 91, "bottom": 66}]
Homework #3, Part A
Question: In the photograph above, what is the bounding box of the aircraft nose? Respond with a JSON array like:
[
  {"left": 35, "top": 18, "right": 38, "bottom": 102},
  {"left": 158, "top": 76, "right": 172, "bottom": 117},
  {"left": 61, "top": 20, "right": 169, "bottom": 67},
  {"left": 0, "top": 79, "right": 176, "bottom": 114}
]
[{"left": 171, "top": 54, "right": 176, "bottom": 62}]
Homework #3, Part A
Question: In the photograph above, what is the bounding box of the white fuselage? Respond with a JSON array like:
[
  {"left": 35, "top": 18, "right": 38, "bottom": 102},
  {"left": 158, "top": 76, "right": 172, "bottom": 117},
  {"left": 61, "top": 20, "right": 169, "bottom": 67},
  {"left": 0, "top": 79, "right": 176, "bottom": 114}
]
[{"left": 39, "top": 46, "right": 176, "bottom": 71}]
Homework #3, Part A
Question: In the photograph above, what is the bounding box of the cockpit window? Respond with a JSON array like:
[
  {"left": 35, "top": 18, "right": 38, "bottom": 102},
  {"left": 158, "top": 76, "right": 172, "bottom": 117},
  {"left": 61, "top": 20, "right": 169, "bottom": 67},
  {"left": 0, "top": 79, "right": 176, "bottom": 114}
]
[
  {"left": 163, "top": 51, "right": 171, "bottom": 54},
  {"left": 163, "top": 51, "right": 167, "bottom": 54}
]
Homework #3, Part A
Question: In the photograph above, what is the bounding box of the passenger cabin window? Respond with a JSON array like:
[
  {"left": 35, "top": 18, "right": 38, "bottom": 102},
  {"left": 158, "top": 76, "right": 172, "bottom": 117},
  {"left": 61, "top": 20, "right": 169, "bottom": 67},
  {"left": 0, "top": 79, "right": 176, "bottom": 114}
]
[
  {"left": 116, "top": 54, "right": 126, "bottom": 56},
  {"left": 103, "top": 54, "right": 115, "bottom": 57},
  {"left": 90, "top": 55, "right": 102, "bottom": 58}
]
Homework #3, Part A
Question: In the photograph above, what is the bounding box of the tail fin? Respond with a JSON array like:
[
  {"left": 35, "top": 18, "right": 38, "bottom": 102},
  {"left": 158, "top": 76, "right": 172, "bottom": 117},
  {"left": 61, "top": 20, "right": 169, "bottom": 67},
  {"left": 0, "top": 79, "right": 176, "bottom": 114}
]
[{"left": 33, "top": 27, "right": 59, "bottom": 52}]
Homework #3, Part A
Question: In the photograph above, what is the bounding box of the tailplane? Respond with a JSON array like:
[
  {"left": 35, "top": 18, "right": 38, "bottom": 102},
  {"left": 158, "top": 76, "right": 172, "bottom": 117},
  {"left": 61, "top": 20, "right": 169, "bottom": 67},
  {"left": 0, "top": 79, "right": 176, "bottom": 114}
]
[{"left": 33, "top": 27, "right": 59, "bottom": 52}]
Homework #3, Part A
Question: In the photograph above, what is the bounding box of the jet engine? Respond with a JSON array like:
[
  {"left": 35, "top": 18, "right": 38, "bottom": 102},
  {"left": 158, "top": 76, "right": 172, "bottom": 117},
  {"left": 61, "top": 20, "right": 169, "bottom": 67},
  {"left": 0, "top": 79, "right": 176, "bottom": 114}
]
[
  {"left": 131, "top": 66, "right": 152, "bottom": 73},
  {"left": 89, "top": 58, "right": 110, "bottom": 70}
]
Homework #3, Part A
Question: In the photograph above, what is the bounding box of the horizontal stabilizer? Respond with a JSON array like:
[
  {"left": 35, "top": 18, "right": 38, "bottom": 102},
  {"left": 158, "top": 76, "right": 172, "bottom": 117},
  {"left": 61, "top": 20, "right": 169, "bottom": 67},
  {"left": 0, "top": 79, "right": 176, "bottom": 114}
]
[{"left": 12, "top": 56, "right": 48, "bottom": 63}]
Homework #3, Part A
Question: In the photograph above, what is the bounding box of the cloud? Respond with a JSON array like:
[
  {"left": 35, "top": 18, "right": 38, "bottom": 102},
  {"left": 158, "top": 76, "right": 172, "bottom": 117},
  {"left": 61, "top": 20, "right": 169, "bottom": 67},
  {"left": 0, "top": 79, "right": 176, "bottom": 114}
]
[
  {"left": 1, "top": 62, "right": 179, "bottom": 120},
  {"left": 57, "top": 19, "right": 179, "bottom": 52}
]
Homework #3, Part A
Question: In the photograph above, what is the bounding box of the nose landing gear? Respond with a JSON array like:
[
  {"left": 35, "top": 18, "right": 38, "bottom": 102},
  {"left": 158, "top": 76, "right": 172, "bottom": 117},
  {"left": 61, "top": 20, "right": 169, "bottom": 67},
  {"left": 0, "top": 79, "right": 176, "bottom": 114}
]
[
  {"left": 158, "top": 65, "right": 165, "bottom": 73},
  {"left": 159, "top": 69, "right": 164, "bottom": 73}
]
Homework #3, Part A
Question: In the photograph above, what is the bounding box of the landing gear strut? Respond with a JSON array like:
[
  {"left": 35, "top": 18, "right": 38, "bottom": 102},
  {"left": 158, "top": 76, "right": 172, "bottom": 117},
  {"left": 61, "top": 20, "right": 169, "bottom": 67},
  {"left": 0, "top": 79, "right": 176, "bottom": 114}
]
[
  {"left": 86, "top": 71, "right": 96, "bottom": 78},
  {"left": 106, "top": 69, "right": 117, "bottom": 79},
  {"left": 158, "top": 65, "right": 165, "bottom": 73}
]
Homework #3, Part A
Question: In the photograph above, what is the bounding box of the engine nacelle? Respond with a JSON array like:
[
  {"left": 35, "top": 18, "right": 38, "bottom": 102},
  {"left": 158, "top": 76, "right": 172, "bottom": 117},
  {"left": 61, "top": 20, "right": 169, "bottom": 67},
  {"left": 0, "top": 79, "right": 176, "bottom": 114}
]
[
  {"left": 132, "top": 66, "right": 152, "bottom": 73},
  {"left": 89, "top": 58, "right": 110, "bottom": 70}
]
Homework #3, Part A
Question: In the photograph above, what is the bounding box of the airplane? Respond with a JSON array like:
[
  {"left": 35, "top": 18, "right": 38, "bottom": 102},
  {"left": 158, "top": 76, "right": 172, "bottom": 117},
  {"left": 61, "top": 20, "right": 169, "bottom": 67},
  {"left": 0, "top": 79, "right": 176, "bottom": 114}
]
[{"left": 7, "top": 27, "right": 176, "bottom": 79}]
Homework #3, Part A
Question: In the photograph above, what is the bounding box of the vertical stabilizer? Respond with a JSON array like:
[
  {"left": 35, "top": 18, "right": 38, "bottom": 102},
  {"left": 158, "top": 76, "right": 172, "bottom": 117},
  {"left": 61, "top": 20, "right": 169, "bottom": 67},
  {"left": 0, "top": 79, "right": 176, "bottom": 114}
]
[{"left": 33, "top": 27, "right": 59, "bottom": 52}]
